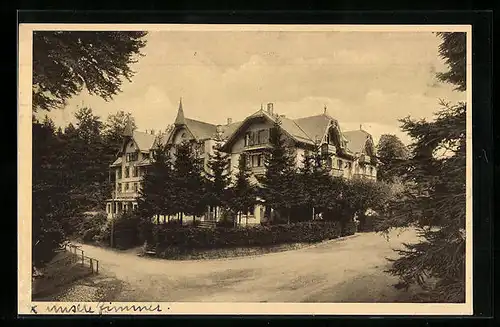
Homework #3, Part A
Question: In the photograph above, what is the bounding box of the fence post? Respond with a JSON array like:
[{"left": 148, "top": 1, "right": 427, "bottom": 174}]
[
  {"left": 90, "top": 258, "right": 94, "bottom": 273},
  {"left": 96, "top": 260, "right": 99, "bottom": 274},
  {"left": 81, "top": 250, "right": 84, "bottom": 265}
]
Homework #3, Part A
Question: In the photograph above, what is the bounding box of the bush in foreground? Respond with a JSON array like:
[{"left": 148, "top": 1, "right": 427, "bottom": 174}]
[{"left": 154, "top": 221, "right": 356, "bottom": 257}]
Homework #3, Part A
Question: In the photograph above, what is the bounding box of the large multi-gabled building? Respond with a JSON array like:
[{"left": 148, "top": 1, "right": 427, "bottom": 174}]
[{"left": 105, "top": 99, "right": 378, "bottom": 223}]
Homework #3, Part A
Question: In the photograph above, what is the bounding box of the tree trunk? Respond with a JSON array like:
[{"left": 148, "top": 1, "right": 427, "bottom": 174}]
[
  {"left": 312, "top": 207, "right": 315, "bottom": 221},
  {"left": 180, "top": 212, "right": 183, "bottom": 226}
]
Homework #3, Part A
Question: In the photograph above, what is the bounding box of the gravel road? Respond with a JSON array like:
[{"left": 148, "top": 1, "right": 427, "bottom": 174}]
[{"left": 61, "top": 228, "right": 421, "bottom": 302}]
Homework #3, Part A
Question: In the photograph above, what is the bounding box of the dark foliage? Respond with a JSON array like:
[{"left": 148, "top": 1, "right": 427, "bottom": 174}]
[
  {"left": 33, "top": 31, "right": 148, "bottom": 111},
  {"left": 154, "top": 221, "right": 354, "bottom": 252},
  {"left": 378, "top": 32, "right": 467, "bottom": 302},
  {"left": 376, "top": 134, "right": 410, "bottom": 183}
]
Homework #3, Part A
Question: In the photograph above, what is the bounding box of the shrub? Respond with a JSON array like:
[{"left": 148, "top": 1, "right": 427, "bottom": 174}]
[
  {"left": 78, "top": 212, "right": 107, "bottom": 243},
  {"left": 154, "top": 221, "right": 354, "bottom": 253},
  {"left": 112, "top": 211, "right": 143, "bottom": 249},
  {"left": 216, "top": 218, "right": 235, "bottom": 228}
]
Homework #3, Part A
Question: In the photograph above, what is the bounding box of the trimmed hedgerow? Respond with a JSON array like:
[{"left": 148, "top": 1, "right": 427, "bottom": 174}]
[{"left": 154, "top": 221, "right": 354, "bottom": 253}]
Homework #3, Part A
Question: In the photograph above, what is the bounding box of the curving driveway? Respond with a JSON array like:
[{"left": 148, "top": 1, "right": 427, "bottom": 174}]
[{"left": 72, "top": 228, "right": 421, "bottom": 303}]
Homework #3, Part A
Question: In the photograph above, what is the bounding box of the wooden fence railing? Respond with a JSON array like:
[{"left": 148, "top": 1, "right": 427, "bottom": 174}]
[{"left": 64, "top": 243, "right": 100, "bottom": 274}]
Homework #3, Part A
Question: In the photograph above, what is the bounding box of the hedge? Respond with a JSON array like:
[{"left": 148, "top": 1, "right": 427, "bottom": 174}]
[{"left": 154, "top": 220, "right": 356, "bottom": 253}]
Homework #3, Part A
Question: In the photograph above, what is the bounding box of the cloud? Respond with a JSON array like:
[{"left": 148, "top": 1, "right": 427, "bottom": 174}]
[{"left": 41, "top": 30, "right": 465, "bottom": 143}]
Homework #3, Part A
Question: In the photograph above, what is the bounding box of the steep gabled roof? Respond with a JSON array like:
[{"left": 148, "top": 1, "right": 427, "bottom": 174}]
[
  {"left": 184, "top": 118, "right": 218, "bottom": 140},
  {"left": 293, "top": 114, "right": 335, "bottom": 142},
  {"left": 220, "top": 121, "right": 243, "bottom": 139},
  {"left": 110, "top": 157, "right": 122, "bottom": 167},
  {"left": 133, "top": 130, "right": 157, "bottom": 151},
  {"left": 279, "top": 117, "right": 311, "bottom": 143},
  {"left": 343, "top": 129, "right": 372, "bottom": 154}
]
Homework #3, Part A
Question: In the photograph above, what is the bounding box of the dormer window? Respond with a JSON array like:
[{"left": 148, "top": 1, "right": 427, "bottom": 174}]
[{"left": 126, "top": 152, "right": 138, "bottom": 162}]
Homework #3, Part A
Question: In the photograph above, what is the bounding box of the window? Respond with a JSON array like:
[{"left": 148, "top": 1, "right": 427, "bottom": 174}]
[
  {"left": 369, "top": 166, "right": 373, "bottom": 175},
  {"left": 244, "top": 133, "right": 250, "bottom": 146},
  {"left": 117, "top": 183, "right": 122, "bottom": 193},
  {"left": 117, "top": 168, "right": 122, "bottom": 179},
  {"left": 124, "top": 167, "right": 129, "bottom": 178},
  {"left": 135, "top": 166, "right": 139, "bottom": 177},
  {"left": 126, "top": 152, "right": 138, "bottom": 162},
  {"left": 133, "top": 203, "right": 138, "bottom": 211},
  {"left": 327, "top": 157, "right": 333, "bottom": 169},
  {"left": 106, "top": 204, "right": 110, "bottom": 213},
  {"left": 337, "top": 159, "right": 343, "bottom": 169},
  {"left": 257, "top": 129, "right": 268, "bottom": 145},
  {"left": 134, "top": 183, "right": 138, "bottom": 192},
  {"left": 125, "top": 182, "right": 129, "bottom": 191},
  {"left": 347, "top": 162, "right": 352, "bottom": 170},
  {"left": 257, "top": 154, "right": 263, "bottom": 167}
]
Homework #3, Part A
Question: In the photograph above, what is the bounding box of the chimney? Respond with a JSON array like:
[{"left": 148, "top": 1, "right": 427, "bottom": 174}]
[
  {"left": 267, "top": 102, "right": 274, "bottom": 115},
  {"left": 150, "top": 129, "right": 155, "bottom": 135},
  {"left": 280, "top": 114, "right": 286, "bottom": 118},
  {"left": 227, "top": 117, "right": 233, "bottom": 125},
  {"left": 359, "top": 124, "right": 363, "bottom": 131}
]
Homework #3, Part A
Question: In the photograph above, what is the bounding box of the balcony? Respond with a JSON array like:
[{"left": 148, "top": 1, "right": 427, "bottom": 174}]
[
  {"left": 358, "top": 154, "right": 371, "bottom": 163},
  {"left": 250, "top": 166, "right": 266, "bottom": 176},
  {"left": 244, "top": 143, "right": 272, "bottom": 152},
  {"left": 113, "top": 191, "right": 140, "bottom": 199},
  {"left": 321, "top": 144, "right": 337, "bottom": 155},
  {"left": 330, "top": 168, "right": 344, "bottom": 178}
]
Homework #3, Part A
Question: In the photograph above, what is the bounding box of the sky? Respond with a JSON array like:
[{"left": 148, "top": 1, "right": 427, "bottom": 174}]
[{"left": 41, "top": 30, "right": 466, "bottom": 145}]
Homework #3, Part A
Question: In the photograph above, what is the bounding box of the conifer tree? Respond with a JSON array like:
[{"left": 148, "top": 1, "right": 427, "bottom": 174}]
[
  {"left": 298, "top": 143, "right": 334, "bottom": 220},
  {"left": 138, "top": 142, "right": 175, "bottom": 226},
  {"left": 172, "top": 141, "right": 206, "bottom": 224},
  {"left": 205, "top": 143, "right": 231, "bottom": 219},
  {"left": 378, "top": 32, "right": 467, "bottom": 302},
  {"left": 258, "top": 119, "right": 299, "bottom": 224},
  {"left": 228, "top": 154, "right": 256, "bottom": 226}
]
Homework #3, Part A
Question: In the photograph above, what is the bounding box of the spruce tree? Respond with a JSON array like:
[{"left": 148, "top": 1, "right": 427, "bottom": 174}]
[
  {"left": 258, "top": 119, "right": 299, "bottom": 224},
  {"left": 228, "top": 154, "right": 256, "bottom": 226},
  {"left": 172, "top": 141, "right": 206, "bottom": 224},
  {"left": 298, "top": 143, "right": 334, "bottom": 221},
  {"left": 138, "top": 142, "right": 175, "bottom": 225},
  {"left": 205, "top": 143, "right": 231, "bottom": 219},
  {"left": 379, "top": 32, "right": 467, "bottom": 302}
]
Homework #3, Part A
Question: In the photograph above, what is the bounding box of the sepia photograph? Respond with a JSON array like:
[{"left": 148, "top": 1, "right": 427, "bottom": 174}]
[{"left": 18, "top": 23, "right": 472, "bottom": 315}]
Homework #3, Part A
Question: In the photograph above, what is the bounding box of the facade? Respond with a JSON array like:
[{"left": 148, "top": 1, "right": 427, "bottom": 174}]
[
  {"left": 105, "top": 124, "right": 165, "bottom": 219},
  {"left": 106, "top": 99, "right": 378, "bottom": 223}
]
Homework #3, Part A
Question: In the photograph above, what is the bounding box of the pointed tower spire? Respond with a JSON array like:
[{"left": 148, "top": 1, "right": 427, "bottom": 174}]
[
  {"left": 174, "top": 97, "right": 186, "bottom": 125},
  {"left": 123, "top": 117, "right": 134, "bottom": 137}
]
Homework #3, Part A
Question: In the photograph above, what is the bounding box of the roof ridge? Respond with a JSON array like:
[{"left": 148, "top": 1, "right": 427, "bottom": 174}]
[
  {"left": 185, "top": 117, "right": 218, "bottom": 127},
  {"left": 290, "top": 118, "right": 312, "bottom": 141}
]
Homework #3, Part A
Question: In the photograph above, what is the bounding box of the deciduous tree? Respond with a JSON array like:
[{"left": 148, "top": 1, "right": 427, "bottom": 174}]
[
  {"left": 376, "top": 134, "right": 409, "bottom": 183},
  {"left": 33, "top": 31, "right": 148, "bottom": 111}
]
